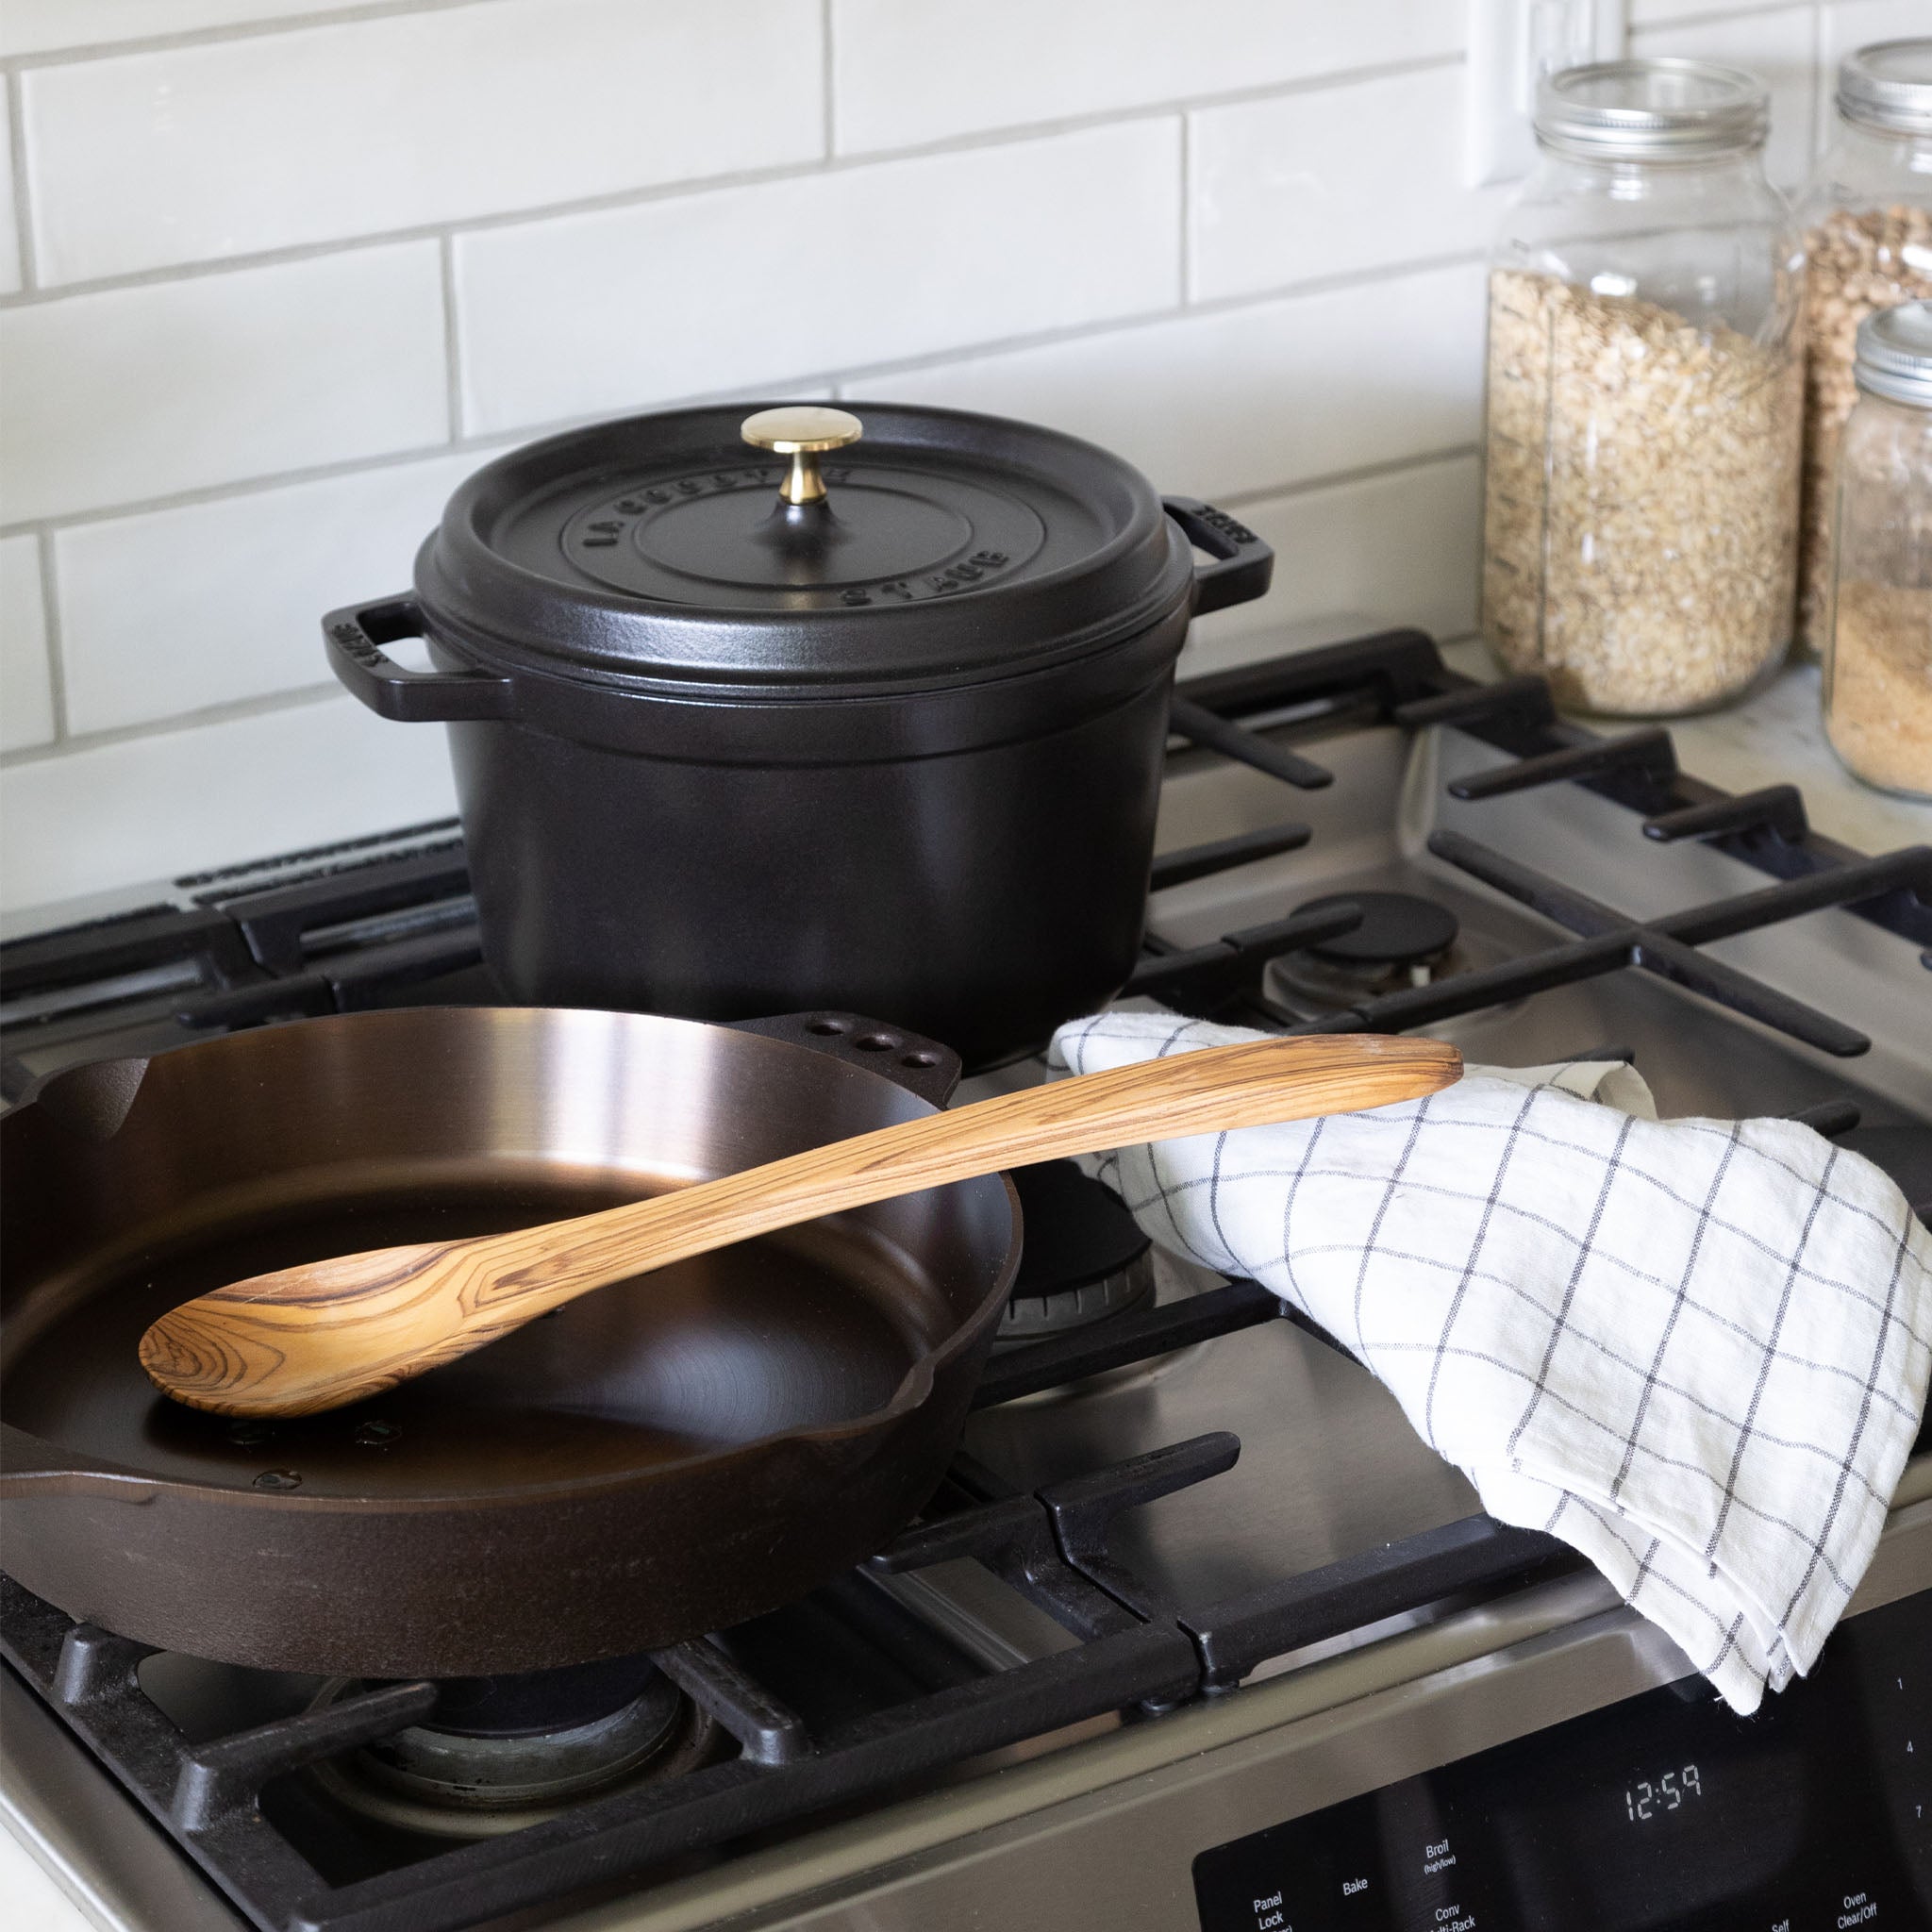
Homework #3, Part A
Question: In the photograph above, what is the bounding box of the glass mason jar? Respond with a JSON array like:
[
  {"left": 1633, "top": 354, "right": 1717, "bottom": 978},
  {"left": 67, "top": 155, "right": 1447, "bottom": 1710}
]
[
  {"left": 1821, "top": 301, "right": 1932, "bottom": 799},
  {"left": 1480, "top": 60, "right": 1805, "bottom": 716},
  {"left": 1794, "top": 39, "right": 1932, "bottom": 651}
]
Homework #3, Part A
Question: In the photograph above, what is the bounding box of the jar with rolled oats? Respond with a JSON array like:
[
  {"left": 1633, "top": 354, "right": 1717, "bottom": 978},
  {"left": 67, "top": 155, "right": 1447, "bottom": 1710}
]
[
  {"left": 1480, "top": 60, "right": 1804, "bottom": 717},
  {"left": 1793, "top": 40, "right": 1932, "bottom": 652},
  {"left": 1821, "top": 302, "right": 1932, "bottom": 800}
]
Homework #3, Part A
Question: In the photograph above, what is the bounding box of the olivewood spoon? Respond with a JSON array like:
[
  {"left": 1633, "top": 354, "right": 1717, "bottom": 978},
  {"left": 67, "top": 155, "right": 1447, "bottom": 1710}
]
[{"left": 139, "top": 1032, "right": 1461, "bottom": 1420}]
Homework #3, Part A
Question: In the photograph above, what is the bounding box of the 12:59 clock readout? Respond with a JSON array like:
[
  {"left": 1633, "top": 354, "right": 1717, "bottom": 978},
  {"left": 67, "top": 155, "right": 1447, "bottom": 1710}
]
[{"left": 1625, "top": 1765, "right": 1703, "bottom": 1822}]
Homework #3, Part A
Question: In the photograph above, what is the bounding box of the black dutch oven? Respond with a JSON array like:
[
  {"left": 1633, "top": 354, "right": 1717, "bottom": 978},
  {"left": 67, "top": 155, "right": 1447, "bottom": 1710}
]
[{"left": 325, "top": 402, "right": 1273, "bottom": 1067}]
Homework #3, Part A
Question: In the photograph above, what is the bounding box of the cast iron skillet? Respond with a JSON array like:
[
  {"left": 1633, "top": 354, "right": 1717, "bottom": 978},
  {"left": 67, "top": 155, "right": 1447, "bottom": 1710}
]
[{"left": 0, "top": 1007, "right": 1019, "bottom": 1678}]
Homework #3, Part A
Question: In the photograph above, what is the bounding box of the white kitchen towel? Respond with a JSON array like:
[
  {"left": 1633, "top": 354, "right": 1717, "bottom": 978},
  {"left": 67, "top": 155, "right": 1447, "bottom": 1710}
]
[{"left": 1049, "top": 1011, "right": 1932, "bottom": 1713}]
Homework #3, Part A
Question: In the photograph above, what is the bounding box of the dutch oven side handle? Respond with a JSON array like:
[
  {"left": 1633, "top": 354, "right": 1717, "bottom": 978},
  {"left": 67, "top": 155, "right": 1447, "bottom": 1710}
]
[
  {"left": 1162, "top": 497, "right": 1274, "bottom": 617},
  {"left": 726, "top": 1012, "right": 963, "bottom": 1110},
  {"left": 324, "top": 597, "right": 516, "bottom": 724}
]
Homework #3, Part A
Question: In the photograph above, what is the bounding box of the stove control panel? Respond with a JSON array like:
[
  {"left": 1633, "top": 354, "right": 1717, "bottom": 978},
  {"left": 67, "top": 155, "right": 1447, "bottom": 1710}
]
[{"left": 1194, "top": 1589, "right": 1928, "bottom": 1931}]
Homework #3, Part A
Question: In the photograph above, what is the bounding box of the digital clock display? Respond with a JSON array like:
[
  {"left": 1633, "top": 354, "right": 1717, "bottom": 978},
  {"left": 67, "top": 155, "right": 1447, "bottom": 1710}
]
[{"left": 1625, "top": 1763, "right": 1701, "bottom": 1822}]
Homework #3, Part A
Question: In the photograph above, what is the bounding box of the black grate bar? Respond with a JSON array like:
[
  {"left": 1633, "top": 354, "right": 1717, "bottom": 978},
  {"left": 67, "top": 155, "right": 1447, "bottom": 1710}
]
[
  {"left": 173, "top": 1681, "right": 437, "bottom": 1831},
  {"left": 1658, "top": 845, "right": 1932, "bottom": 950},
  {"left": 652, "top": 1638, "right": 813, "bottom": 1766},
  {"left": 1183, "top": 1516, "right": 1569, "bottom": 1690},
  {"left": 1628, "top": 929, "right": 1869, "bottom": 1057},
  {"left": 1149, "top": 820, "right": 1313, "bottom": 891},
  {"left": 972, "top": 1277, "right": 1283, "bottom": 1408},
  {"left": 1169, "top": 696, "right": 1334, "bottom": 791},
  {"left": 873, "top": 1493, "right": 1139, "bottom": 1642},
  {"left": 1788, "top": 1098, "right": 1861, "bottom": 1139},
  {"left": 1041, "top": 1434, "right": 1242, "bottom": 1623},
  {"left": 230, "top": 846, "right": 470, "bottom": 974},
  {"left": 1174, "top": 626, "right": 1447, "bottom": 720},
  {"left": 1125, "top": 902, "right": 1362, "bottom": 1004},
  {"left": 808, "top": 1572, "right": 986, "bottom": 1694},
  {"left": 1391, "top": 675, "right": 1555, "bottom": 732},
  {"left": 1644, "top": 786, "right": 1807, "bottom": 846},
  {"left": 1424, "top": 829, "right": 1932, "bottom": 1055},
  {"left": 177, "top": 925, "right": 485, "bottom": 1031},
  {"left": 1448, "top": 728, "right": 1676, "bottom": 802}
]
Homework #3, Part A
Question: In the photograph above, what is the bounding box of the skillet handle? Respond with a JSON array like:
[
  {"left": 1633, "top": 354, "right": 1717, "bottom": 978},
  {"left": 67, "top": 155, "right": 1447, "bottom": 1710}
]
[
  {"left": 725, "top": 1011, "right": 961, "bottom": 1108},
  {"left": 0, "top": 1424, "right": 160, "bottom": 1504}
]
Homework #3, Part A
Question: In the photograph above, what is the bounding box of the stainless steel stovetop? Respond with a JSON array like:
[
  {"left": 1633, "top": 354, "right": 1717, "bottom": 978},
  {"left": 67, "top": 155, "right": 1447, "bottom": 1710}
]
[{"left": 3, "top": 627, "right": 1928, "bottom": 1932}]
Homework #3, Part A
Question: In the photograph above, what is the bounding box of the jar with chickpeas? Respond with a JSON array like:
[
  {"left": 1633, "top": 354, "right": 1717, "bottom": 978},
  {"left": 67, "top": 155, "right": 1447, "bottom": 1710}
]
[{"left": 1793, "top": 39, "right": 1932, "bottom": 652}]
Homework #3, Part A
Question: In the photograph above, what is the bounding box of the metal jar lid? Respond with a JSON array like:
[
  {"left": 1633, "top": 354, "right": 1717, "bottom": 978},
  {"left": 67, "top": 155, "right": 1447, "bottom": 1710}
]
[
  {"left": 1855, "top": 301, "right": 1932, "bottom": 408},
  {"left": 1836, "top": 38, "right": 1932, "bottom": 138},
  {"left": 1534, "top": 58, "right": 1770, "bottom": 161},
  {"left": 414, "top": 401, "right": 1192, "bottom": 696}
]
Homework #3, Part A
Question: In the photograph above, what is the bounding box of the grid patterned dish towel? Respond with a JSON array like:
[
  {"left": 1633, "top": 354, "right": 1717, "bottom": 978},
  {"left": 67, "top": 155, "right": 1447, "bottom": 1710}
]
[{"left": 1049, "top": 1011, "right": 1932, "bottom": 1713}]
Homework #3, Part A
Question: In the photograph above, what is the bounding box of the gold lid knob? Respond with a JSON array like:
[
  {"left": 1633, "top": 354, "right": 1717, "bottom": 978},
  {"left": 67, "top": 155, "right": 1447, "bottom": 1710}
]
[{"left": 741, "top": 406, "right": 863, "bottom": 507}]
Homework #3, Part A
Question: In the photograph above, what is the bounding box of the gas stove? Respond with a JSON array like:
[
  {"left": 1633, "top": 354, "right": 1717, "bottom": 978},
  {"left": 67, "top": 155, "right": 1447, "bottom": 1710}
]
[{"left": 2, "top": 627, "right": 1928, "bottom": 1932}]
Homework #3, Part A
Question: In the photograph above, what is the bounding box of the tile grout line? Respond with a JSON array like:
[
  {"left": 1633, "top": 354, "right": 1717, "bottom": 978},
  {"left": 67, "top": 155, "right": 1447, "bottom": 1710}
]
[
  {"left": 0, "top": 49, "right": 1465, "bottom": 308},
  {"left": 32, "top": 525, "right": 65, "bottom": 744},
  {"left": 1626, "top": 0, "right": 1818, "bottom": 35},
  {"left": 0, "top": 0, "right": 499, "bottom": 71},
  {"left": 0, "top": 247, "right": 1491, "bottom": 540},
  {"left": 821, "top": 0, "right": 837, "bottom": 159},
  {"left": 0, "top": 442, "right": 1483, "bottom": 768},
  {"left": 439, "top": 232, "right": 463, "bottom": 442},
  {"left": 1, "top": 681, "right": 355, "bottom": 771},
  {"left": 6, "top": 66, "right": 34, "bottom": 290},
  {"left": 1177, "top": 109, "right": 1192, "bottom": 308}
]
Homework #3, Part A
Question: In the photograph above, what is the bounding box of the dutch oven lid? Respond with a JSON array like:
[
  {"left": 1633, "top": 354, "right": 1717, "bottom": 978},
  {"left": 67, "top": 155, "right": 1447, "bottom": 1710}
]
[{"left": 416, "top": 402, "right": 1193, "bottom": 691}]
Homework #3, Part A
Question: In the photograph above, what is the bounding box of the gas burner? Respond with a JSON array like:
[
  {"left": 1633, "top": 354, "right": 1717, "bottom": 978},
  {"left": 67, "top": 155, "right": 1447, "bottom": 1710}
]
[
  {"left": 995, "top": 1159, "right": 1155, "bottom": 1347},
  {"left": 1268, "top": 890, "right": 1495, "bottom": 1016},
  {"left": 306, "top": 1656, "right": 720, "bottom": 1838}
]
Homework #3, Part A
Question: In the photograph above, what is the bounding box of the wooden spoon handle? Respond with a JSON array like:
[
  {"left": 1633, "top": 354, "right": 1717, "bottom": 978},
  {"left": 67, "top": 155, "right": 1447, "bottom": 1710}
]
[
  {"left": 141, "top": 1033, "right": 1460, "bottom": 1417},
  {"left": 465, "top": 1031, "right": 1457, "bottom": 1310}
]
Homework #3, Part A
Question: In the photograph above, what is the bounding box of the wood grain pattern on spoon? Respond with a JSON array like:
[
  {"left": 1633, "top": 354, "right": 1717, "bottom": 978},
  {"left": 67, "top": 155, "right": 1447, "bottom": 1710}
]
[{"left": 138, "top": 1032, "right": 1461, "bottom": 1420}]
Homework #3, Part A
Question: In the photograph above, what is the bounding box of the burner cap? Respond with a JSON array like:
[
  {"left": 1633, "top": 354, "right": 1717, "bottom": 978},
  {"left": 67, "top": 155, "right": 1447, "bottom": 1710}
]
[
  {"left": 1009, "top": 1160, "right": 1150, "bottom": 1291},
  {"left": 1297, "top": 891, "right": 1459, "bottom": 968},
  {"left": 999, "top": 1160, "right": 1155, "bottom": 1346}
]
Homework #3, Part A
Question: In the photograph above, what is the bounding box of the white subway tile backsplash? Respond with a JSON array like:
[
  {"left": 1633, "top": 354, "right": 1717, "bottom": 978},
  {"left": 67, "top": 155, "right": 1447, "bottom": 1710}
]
[
  {"left": 56, "top": 451, "right": 491, "bottom": 735},
  {"left": 0, "top": 535, "right": 55, "bottom": 752},
  {"left": 829, "top": 0, "right": 1463, "bottom": 156},
  {"left": 0, "top": 243, "right": 447, "bottom": 525},
  {"left": 22, "top": 0, "right": 824, "bottom": 287},
  {"left": 1189, "top": 63, "right": 1514, "bottom": 304},
  {"left": 455, "top": 121, "right": 1182, "bottom": 436},
  {"left": 0, "top": 0, "right": 1852, "bottom": 912},
  {"left": 1632, "top": 5, "right": 1820, "bottom": 187},
  {"left": 1187, "top": 454, "right": 1483, "bottom": 658},
  {"left": 864, "top": 259, "right": 1486, "bottom": 503},
  {"left": 0, "top": 1, "right": 365, "bottom": 58},
  {"left": 0, "top": 691, "right": 457, "bottom": 914}
]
